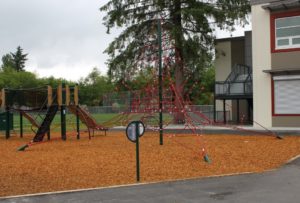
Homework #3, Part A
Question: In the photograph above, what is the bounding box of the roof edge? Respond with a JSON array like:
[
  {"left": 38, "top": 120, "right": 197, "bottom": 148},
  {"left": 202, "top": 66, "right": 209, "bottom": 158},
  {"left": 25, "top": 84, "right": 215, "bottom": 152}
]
[
  {"left": 263, "top": 68, "right": 300, "bottom": 74},
  {"left": 215, "top": 36, "right": 245, "bottom": 43},
  {"left": 251, "top": 0, "right": 275, "bottom": 5}
]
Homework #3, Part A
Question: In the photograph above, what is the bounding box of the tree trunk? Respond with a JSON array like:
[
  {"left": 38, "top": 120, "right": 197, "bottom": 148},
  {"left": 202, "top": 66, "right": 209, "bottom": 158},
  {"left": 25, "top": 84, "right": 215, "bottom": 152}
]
[{"left": 172, "top": 0, "right": 185, "bottom": 124}]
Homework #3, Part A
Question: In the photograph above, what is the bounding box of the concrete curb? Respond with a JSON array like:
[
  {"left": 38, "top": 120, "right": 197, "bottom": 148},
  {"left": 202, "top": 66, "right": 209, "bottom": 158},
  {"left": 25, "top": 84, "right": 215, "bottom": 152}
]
[{"left": 285, "top": 154, "right": 300, "bottom": 165}]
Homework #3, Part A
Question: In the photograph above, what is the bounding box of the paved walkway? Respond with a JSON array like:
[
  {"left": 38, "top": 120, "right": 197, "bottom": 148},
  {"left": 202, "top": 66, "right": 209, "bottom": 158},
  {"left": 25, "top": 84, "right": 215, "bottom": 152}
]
[
  {"left": 113, "top": 125, "right": 300, "bottom": 135},
  {"left": 1, "top": 157, "right": 300, "bottom": 203}
]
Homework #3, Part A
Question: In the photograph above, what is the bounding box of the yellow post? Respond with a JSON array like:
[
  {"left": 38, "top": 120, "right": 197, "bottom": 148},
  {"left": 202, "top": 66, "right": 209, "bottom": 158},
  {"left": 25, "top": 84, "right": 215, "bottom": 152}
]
[
  {"left": 47, "top": 86, "right": 53, "bottom": 106},
  {"left": 65, "top": 85, "right": 70, "bottom": 106},
  {"left": 1, "top": 89, "right": 5, "bottom": 108},
  {"left": 57, "top": 84, "right": 62, "bottom": 106},
  {"left": 74, "top": 85, "right": 79, "bottom": 106}
]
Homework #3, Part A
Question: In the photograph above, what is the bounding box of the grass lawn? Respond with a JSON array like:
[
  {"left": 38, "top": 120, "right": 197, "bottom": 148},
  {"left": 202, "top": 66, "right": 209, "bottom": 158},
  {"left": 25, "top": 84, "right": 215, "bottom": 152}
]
[{"left": 8, "top": 112, "right": 173, "bottom": 135}]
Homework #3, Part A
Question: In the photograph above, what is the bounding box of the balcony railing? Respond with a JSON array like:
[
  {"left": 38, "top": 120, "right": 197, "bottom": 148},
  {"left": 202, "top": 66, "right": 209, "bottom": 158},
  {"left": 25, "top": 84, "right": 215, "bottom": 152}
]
[{"left": 215, "top": 80, "right": 252, "bottom": 96}]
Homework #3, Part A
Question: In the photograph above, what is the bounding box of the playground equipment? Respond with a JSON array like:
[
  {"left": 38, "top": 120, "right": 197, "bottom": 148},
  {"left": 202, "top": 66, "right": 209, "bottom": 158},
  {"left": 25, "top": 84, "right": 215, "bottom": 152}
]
[
  {"left": 0, "top": 84, "right": 108, "bottom": 150},
  {"left": 101, "top": 17, "right": 282, "bottom": 163},
  {"left": 19, "top": 111, "right": 40, "bottom": 128},
  {"left": 68, "top": 104, "right": 108, "bottom": 136},
  {"left": 0, "top": 112, "right": 13, "bottom": 131},
  {"left": 0, "top": 85, "right": 73, "bottom": 141},
  {"left": 97, "top": 18, "right": 213, "bottom": 162}
]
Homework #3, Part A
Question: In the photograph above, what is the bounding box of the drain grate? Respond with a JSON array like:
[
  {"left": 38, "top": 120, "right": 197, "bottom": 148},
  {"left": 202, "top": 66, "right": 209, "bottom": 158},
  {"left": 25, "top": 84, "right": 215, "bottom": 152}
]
[{"left": 209, "top": 191, "right": 234, "bottom": 200}]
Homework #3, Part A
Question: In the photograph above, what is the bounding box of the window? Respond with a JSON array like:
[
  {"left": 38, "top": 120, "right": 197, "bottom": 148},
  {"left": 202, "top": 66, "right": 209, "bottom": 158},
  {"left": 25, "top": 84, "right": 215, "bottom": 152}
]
[
  {"left": 273, "top": 75, "right": 300, "bottom": 115},
  {"left": 275, "top": 16, "right": 300, "bottom": 49},
  {"left": 271, "top": 11, "right": 300, "bottom": 52}
]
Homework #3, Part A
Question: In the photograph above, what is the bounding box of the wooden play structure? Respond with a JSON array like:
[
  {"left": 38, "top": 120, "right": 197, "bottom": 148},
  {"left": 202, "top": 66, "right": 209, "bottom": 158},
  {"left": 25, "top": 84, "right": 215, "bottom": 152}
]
[{"left": 0, "top": 84, "right": 107, "bottom": 148}]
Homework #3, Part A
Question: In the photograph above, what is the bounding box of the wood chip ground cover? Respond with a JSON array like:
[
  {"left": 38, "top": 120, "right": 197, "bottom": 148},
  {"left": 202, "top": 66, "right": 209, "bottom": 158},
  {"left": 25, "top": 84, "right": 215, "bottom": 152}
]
[{"left": 0, "top": 132, "right": 300, "bottom": 197}]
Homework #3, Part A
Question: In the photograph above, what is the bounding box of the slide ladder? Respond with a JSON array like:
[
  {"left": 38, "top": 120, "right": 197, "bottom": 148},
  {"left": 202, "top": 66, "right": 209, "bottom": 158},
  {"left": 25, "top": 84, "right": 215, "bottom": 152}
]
[
  {"left": 68, "top": 105, "right": 108, "bottom": 131},
  {"left": 20, "top": 111, "right": 40, "bottom": 128}
]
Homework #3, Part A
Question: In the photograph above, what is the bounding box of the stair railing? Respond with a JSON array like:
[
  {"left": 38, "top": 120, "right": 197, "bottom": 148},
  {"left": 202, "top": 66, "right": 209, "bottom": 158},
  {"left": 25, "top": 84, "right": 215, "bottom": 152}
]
[
  {"left": 244, "top": 73, "right": 253, "bottom": 94},
  {"left": 224, "top": 64, "right": 251, "bottom": 94},
  {"left": 215, "top": 64, "right": 252, "bottom": 96}
]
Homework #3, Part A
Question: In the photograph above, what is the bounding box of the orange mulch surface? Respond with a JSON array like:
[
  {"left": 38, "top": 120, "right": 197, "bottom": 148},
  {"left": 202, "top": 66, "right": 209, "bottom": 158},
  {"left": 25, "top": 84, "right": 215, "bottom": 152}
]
[{"left": 1, "top": 131, "right": 300, "bottom": 197}]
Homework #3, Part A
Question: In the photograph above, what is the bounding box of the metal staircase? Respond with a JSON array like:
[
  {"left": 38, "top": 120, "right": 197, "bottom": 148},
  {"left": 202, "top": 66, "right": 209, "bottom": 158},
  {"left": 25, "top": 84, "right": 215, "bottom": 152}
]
[{"left": 215, "top": 64, "right": 252, "bottom": 98}]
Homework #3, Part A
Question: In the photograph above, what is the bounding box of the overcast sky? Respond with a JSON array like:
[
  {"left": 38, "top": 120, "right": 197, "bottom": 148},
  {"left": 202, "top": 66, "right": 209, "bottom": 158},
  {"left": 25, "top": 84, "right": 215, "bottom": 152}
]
[{"left": 0, "top": 0, "right": 250, "bottom": 81}]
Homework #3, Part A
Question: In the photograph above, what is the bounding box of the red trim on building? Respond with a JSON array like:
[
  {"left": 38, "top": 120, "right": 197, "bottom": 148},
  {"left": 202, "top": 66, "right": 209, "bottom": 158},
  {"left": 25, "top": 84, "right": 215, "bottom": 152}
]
[
  {"left": 270, "top": 10, "right": 300, "bottom": 53},
  {"left": 271, "top": 77, "right": 300, "bottom": 117},
  {"left": 271, "top": 78, "right": 275, "bottom": 116},
  {"left": 273, "top": 113, "right": 300, "bottom": 117}
]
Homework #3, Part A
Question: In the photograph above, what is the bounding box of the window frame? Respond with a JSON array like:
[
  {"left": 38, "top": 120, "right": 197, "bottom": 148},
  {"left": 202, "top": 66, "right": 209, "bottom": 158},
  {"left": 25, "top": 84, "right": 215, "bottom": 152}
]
[
  {"left": 271, "top": 10, "right": 300, "bottom": 53},
  {"left": 272, "top": 75, "right": 300, "bottom": 116}
]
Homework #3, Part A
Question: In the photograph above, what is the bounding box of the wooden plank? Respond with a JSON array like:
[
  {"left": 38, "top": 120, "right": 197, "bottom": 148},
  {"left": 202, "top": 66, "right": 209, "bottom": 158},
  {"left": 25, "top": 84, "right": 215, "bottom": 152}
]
[
  {"left": 66, "top": 85, "right": 70, "bottom": 106},
  {"left": 74, "top": 85, "right": 79, "bottom": 106},
  {"left": 48, "top": 86, "right": 53, "bottom": 106},
  {"left": 57, "top": 84, "right": 62, "bottom": 106}
]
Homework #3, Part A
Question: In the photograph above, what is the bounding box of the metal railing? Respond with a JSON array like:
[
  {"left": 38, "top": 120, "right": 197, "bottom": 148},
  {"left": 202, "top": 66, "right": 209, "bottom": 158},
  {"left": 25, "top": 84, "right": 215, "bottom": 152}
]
[
  {"left": 215, "top": 80, "right": 253, "bottom": 96},
  {"left": 224, "top": 64, "right": 251, "bottom": 83},
  {"left": 244, "top": 74, "right": 252, "bottom": 94},
  {"left": 215, "top": 64, "right": 252, "bottom": 97}
]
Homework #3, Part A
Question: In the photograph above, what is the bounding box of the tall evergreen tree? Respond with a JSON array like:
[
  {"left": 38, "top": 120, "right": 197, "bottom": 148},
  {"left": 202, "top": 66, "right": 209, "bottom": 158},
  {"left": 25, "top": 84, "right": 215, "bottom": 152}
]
[
  {"left": 1, "top": 54, "right": 14, "bottom": 71},
  {"left": 101, "top": 0, "right": 250, "bottom": 77},
  {"left": 101, "top": 0, "right": 250, "bottom": 121},
  {"left": 11, "top": 46, "right": 28, "bottom": 72}
]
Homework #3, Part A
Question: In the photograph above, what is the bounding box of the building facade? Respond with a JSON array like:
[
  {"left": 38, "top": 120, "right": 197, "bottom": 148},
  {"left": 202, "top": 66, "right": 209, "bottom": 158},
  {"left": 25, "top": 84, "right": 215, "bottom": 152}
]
[
  {"left": 215, "top": 0, "right": 300, "bottom": 128},
  {"left": 252, "top": 0, "right": 300, "bottom": 127}
]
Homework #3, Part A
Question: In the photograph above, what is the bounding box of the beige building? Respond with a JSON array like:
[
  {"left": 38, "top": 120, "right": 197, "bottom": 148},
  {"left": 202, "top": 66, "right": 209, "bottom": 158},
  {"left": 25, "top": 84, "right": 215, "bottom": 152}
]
[
  {"left": 215, "top": 0, "right": 300, "bottom": 128},
  {"left": 214, "top": 34, "right": 253, "bottom": 124}
]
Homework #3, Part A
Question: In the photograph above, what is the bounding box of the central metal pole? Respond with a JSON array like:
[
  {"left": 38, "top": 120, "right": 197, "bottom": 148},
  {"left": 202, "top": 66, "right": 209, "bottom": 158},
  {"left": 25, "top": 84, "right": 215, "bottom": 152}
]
[{"left": 157, "top": 19, "right": 163, "bottom": 145}]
